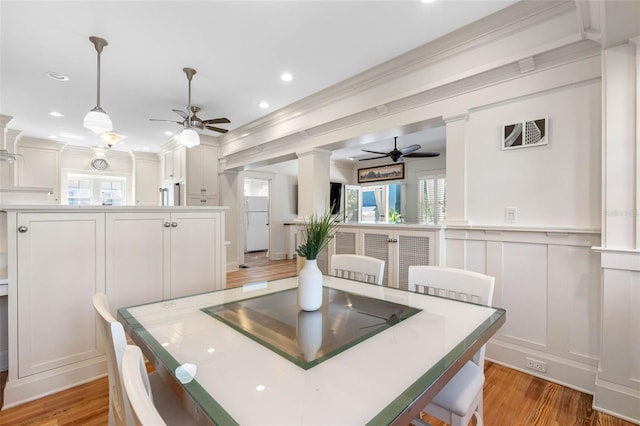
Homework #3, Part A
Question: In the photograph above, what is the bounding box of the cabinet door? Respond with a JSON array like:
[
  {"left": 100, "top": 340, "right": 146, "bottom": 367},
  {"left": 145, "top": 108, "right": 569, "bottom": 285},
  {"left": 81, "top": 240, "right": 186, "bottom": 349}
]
[
  {"left": 16, "top": 146, "right": 60, "bottom": 203},
  {"left": 106, "top": 212, "right": 170, "bottom": 313},
  {"left": 17, "top": 213, "right": 105, "bottom": 378},
  {"left": 163, "top": 150, "right": 174, "bottom": 180},
  {"left": 361, "top": 229, "right": 393, "bottom": 287},
  {"left": 201, "top": 145, "right": 218, "bottom": 196},
  {"left": 135, "top": 158, "right": 159, "bottom": 206},
  {"left": 186, "top": 145, "right": 203, "bottom": 197},
  {"left": 169, "top": 211, "right": 224, "bottom": 298},
  {"left": 395, "top": 230, "right": 435, "bottom": 291},
  {"left": 172, "top": 146, "right": 184, "bottom": 180}
]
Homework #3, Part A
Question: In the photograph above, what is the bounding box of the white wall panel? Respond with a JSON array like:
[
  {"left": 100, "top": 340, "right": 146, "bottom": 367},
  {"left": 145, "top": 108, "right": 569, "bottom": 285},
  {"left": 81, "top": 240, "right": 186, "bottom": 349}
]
[
  {"left": 445, "top": 238, "right": 465, "bottom": 268},
  {"left": 548, "top": 245, "right": 600, "bottom": 362},
  {"left": 465, "top": 240, "right": 486, "bottom": 274},
  {"left": 500, "top": 242, "right": 548, "bottom": 346},
  {"left": 466, "top": 81, "right": 601, "bottom": 229}
]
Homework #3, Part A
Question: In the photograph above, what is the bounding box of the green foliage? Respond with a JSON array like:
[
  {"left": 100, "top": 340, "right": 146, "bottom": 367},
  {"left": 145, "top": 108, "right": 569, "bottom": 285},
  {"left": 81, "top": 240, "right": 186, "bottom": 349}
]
[
  {"left": 296, "top": 209, "right": 338, "bottom": 260},
  {"left": 388, "top": 208, "right": 401, "bottom": 223}
]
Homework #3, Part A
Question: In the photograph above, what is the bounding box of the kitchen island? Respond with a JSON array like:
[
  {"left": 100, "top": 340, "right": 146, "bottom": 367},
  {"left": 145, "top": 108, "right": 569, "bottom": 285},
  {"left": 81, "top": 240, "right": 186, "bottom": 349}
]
[{"left": 0, "top": 205, "right": 227, "bottom": 409}]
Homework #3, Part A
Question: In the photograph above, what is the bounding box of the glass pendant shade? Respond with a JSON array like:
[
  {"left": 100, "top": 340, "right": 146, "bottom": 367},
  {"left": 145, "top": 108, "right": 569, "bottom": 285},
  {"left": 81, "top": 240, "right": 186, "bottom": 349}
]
[
  {"left": 179, "top": 128, "right": 200, "bottom": 148},
  {"left": 84, "top": 108, "right": 113, "bottom": 134}
]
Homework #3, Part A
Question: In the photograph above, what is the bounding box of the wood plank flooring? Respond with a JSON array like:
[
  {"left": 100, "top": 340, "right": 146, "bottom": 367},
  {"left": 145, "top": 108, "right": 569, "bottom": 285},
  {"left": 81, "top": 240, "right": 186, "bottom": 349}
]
[{"left": 0, "top": 253, "right": 634, "bottom": 426}]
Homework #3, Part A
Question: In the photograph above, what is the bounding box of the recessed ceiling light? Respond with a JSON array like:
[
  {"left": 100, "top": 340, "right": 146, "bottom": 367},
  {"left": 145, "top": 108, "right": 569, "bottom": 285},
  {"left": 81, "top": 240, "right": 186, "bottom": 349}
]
[
  {"left": 421, "top": 0, "right": 436, "bottom": 3},
  {"left": 49, "top": 111, "right": 64, "bottom": 117},
  {"left": 45, "top": 72, "right": 69, "bottom": 81},
  {"left": 280, "top": 72, "right": 293, "bottom": 82},
  {"left": 49, "top": 135, "right": 58, "bottom": 139},
  {"left": 164, "top": 131, "right": 174, "bottom": 136},
  {"left": 258, "top": 102, "right": 269, "bottom": 109},
  {"left": 143, "top": 147, "right": 150, "bottom": 151}
]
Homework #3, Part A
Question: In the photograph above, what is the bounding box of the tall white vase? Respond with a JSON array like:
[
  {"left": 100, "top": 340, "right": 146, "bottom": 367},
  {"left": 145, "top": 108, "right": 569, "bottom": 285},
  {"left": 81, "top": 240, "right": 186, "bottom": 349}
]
[{"left": 298, "top": 258, "right": 323, "bottom": 311}]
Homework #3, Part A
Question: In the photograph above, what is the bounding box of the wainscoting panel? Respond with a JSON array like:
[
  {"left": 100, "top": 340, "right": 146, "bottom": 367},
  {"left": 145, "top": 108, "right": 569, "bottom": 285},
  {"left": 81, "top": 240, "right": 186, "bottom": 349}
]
[
  {"left": 501, "top": 241, "right": 548, "bottom": 346},
  {"left": 446, "top": 227, "right": 601, "bottom": 394}
]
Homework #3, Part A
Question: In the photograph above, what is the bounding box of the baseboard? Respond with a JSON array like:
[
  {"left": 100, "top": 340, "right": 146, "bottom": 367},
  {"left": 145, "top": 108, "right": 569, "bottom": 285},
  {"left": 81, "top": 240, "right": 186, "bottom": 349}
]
[
  {"left": 271, "top": 251, "right": 287, "bottom": 261},
  {"left": 2, "top": 356, "right": 107, "bottom": 410},
  {"left": 226, "top": 261, "right": 239, "bottom": 272},
  {"left": 594, "top": 378, "right": 640, "bottom": 425},
  {"left": 486, "top": 339, "right": 596, "bottom": 394}
]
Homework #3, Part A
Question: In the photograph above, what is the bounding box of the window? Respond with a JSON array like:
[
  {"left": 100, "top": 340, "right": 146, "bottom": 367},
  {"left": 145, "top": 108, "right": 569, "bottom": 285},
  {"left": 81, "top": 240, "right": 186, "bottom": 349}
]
[
  {"left": 65, "top": 173, "right": 127, "bottom": 205},
  {"left": 345, "top": 183, "right": 403, "bottom": 224},
  {"left": 418, "top": 173, "right": 446, "bottom": 224}
]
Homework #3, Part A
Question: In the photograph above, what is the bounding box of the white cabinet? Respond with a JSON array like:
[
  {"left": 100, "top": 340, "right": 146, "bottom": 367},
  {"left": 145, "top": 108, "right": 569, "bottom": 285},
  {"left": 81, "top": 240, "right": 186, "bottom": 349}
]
[
  {"left": 134, "top": 156, "right": 160, "bottom": 206},
  {"left": 360, "top": 228, "right": 436, "bottom": 290},
  {"left": 163, "top": 145, "right": 184, "bottom": 180},
  {"left": 16, "top": 144, "right": 60, "bottom": 203},
  {"left": 106, "top": 210, "right": 225, "bottom": 309},
  {"left": 303, "top": 225, "right": 439, "bottom": 289},
  {"left": 15, "top": 212, "right": 105, "bottom": 378},
  {"left": 186, "top": 144, "right": 218, "bottom": 205},
  {"left": 2, "top": 206, "right": 227, "bottom": 408}
]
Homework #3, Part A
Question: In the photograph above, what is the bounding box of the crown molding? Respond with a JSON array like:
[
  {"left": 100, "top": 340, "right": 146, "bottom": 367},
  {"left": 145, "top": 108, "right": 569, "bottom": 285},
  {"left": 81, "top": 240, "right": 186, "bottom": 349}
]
[{"left": 220, "top": 0, "right": 577, "bottom": 147}]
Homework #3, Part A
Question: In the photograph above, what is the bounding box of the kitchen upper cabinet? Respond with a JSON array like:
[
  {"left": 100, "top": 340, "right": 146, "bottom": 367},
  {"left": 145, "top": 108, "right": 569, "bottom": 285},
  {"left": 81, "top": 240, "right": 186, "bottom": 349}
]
[
  {"left": 15, "top": 212, "right": 105, "bottom": 377},
  {"left": 186, "top": 144, "right": 219, "bottom": 205},
  {"left": 163, "top": 145, "right": 184, "bottom": 181},
  {"left": 16, "top": 144, "right": 61, "bottom": 203},
  {"left": 134, "top": 156, "right": 160, "bottom": 206}
]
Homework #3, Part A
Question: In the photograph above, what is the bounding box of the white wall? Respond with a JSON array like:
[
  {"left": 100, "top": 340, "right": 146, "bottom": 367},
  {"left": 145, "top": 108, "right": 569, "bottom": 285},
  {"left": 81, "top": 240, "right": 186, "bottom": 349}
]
[{"left": 466, "top": 81, "right": 601, "bottom": 229}]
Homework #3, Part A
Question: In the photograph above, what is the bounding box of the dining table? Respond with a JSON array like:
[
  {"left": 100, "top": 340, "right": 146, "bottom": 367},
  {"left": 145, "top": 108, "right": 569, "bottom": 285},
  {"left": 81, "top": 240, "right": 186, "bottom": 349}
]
[{"left": 117, "top": 275, "right": 506, "bottom": 425}]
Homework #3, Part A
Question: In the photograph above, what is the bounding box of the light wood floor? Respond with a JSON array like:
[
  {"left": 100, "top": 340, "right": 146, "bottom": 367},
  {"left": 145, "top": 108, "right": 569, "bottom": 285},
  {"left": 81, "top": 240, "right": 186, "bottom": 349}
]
[{"left": 0, "top": 253, "right": 634, "bottom": 426}]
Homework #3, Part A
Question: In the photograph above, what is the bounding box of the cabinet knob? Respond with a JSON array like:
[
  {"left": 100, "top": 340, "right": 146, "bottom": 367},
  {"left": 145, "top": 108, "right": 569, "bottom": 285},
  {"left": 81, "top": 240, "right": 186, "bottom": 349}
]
[
  {"left": 18, "top": 225, "right": 28, "bottom": 233},
  {"left": 163, "top": 222, "right": 171, "bottom": 228},
  {"left": 171, "top": 222, "right": 178, "bottom": 228}
]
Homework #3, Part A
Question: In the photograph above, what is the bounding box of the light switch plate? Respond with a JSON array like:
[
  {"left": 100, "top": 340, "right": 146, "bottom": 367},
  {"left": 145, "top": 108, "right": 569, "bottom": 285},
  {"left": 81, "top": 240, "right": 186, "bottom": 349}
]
[{"left": 505, "top": 207, "right": 518, "bottom": 223}]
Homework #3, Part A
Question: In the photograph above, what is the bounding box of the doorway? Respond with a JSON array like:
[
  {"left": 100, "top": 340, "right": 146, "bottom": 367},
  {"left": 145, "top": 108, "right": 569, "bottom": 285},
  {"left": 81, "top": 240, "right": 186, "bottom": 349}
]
[{"left": 243, "top": 177, "right": 270, "bottom": 266}]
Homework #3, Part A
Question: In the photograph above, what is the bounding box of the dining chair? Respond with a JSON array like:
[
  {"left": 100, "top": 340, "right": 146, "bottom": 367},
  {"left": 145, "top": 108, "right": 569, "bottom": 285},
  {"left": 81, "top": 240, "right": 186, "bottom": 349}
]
[
  {"left": 92, "top": 293, "right": 192, "bottom": 426},
  {"left": 330, "top": 254, "right": 385, "bottom": 285},
  {"left": 121, "top": 345, "right": 167, "bottom": 426},
  {"left": 407, "top": 266, "right": 495, "bottom": 426}
]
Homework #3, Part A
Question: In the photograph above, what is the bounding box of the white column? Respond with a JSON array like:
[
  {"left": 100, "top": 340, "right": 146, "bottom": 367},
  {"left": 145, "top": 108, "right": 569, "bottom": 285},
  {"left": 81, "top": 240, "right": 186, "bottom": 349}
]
[
  {"left": 219, "top": 161, "right": 240, "bottom": 272},
  {"left": 443, "top": 112, "right": 469, "bottom": 226},
  {"left": 594, "top": 39, "right": 640, "bottom": 424},
  {"left": 296, "top": 148, "right": 331, "bottom": 218}
]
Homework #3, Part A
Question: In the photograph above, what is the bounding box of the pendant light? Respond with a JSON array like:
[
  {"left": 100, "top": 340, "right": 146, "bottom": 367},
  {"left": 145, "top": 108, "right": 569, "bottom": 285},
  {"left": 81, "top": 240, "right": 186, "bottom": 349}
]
[
  {"left": 179, "top": 67, "right": 200, "bottom": 148},
  {"left": 83, "top": 36, "right": 113, "bottom": 134}
]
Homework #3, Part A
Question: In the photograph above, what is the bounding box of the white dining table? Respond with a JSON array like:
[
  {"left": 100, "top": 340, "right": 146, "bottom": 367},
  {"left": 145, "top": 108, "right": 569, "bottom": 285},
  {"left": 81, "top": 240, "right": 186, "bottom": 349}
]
[{"left": 118, "top": 275, "right": 505, "bottom": 425}]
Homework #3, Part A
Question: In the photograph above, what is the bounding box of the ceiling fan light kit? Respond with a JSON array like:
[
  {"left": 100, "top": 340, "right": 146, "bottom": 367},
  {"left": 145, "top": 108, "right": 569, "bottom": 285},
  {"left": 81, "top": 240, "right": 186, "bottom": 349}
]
[
  {"left": 179, "top": 128, "right": 200, "bottom": 148},
  {"left": 150, "top": 67, "right": 230, "bottom": 145},
  {"left": 98, "top": 131, "right": 124, "bottom": 149},
  {"left": 84, "top": 36, "right": 113, "bottom": 134}
]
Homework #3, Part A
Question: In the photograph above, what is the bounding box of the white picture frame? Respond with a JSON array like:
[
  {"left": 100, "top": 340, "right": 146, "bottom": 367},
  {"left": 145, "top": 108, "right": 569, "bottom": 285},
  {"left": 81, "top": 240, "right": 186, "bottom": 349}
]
[{"left": 502, "top": 118, "right": 548, "bottom": 150}]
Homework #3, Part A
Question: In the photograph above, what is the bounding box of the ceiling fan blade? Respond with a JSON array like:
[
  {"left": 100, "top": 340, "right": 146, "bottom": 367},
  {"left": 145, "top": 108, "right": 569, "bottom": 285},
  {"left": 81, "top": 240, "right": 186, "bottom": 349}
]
[
  {"left": 203, "top": 117, "right": 231, "bottom": 124},
  {"left": 359, "top": 154, "right": 391, "bottom": 161},
  {"left": 172, "top": 109, "right": 188, "bottom": 119},
  {"left": 205, "top": 125, "right": 229, "bottom": 134},
  {"left": 150, "top": 118, "right": 182, "bottom": 124},
  {"left": 399, "top": 144, "right": 421, "bottom": 155},
  {"left": 404, "top": 152, "right": 440, "bottom": 158},
  {"left": 361, "top": 149, "right": 388, "bottom": 155}
]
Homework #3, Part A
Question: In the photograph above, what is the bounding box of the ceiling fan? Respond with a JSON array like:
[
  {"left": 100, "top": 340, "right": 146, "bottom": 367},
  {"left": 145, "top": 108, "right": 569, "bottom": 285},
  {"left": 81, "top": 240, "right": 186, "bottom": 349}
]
[
  {"left": 359, "top": 136, "right": 440, "bottom": 162},
  {"left": 150, "top": 67, "right": 230, "bottom": 134}
]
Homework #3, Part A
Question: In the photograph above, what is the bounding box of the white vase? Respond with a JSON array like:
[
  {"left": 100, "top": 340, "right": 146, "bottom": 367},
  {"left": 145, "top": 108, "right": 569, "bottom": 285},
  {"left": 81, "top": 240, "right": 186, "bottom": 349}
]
[
  {"left": 298, "top": 258, "right": 323, "bottom": 311},
  {"left": 297, "top": 310, "right": 323, "bottom": 361}
]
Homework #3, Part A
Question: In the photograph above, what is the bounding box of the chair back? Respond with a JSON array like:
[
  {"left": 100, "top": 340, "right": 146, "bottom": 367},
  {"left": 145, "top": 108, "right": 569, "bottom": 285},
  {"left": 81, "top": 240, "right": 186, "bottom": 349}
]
[
  {"left": 408, "top": 266, "right": 495, "bottom": 366},
  {"left": 122, "top": 345, "right": 166, "bottom": 426},
  {"left": 93, "top": 293, "right": 134, "bottom": 426},
  {"left": 330, "top": 254, "right": 385, "bottom": 285}
]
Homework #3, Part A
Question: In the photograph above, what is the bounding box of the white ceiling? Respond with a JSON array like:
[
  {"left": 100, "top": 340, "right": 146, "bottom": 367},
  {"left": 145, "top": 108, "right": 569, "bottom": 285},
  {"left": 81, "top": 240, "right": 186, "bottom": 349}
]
[{"left": 0, "top": 0, "right": 519, "bottom": 159}]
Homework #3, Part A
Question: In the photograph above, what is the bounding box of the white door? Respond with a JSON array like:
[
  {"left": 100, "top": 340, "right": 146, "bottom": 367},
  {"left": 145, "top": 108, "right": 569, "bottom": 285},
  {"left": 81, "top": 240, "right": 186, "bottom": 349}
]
[{"left": 245, "top": 211, "right": 269, "bottom": 251}]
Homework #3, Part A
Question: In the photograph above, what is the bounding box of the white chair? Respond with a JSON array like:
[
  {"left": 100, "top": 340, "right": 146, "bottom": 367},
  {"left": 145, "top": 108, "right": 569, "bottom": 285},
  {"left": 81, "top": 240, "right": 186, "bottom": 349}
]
[
  {"left": 93, "top": 293, "right": 192, "bottom": 426},
  {"left": 330, "top": 254, "right": 385, "bottom": 285},
  {"left": 122, "top": 345, "right": 167, "bottom": 426},
  {"left": 407, "top": 266, "right": 495, "bottom": 426}
]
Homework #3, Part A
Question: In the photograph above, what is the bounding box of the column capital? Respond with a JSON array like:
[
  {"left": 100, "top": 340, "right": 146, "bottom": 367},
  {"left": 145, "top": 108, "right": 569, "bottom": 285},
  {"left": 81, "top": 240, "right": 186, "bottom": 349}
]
[
  {"left": 0, "top": 115, "right": 13, "bottom": 129},
  {"left": 295, "top": 148, "right": 331, "bottom": 159},
  {"left": 443, "top": 111, "right": 469, "bottom": 123}
]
